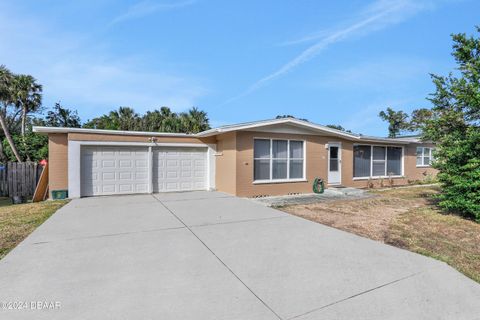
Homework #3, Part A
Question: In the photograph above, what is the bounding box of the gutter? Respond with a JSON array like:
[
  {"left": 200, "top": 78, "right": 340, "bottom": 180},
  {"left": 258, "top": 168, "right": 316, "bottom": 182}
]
[{"left": 32, "top": 126, "right": 195, "bottom": 138}]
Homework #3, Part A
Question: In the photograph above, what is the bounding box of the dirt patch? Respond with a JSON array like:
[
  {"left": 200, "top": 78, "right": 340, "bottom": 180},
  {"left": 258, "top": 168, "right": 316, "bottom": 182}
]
[{"left": 280, "top": 186, "right": 480, "bottom": 283}]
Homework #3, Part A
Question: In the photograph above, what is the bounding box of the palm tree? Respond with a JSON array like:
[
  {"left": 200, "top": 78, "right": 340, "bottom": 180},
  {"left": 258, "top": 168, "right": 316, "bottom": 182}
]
[
  {"left": 159, "top": 106, "right": 180, "bottom": 132},
  {"left": 46, "top": 102, "right": 81, "bottom": 128},
  {"left": 109, "top": 107, "right": 140, "bottom": 131},
  {"left": 0, "top": 66, "right": 22, "bottom": 162},
  {"left": 180, "top": 107, "right": 210, "bottom": 133},
  {"left": 13, "top": 74, "right": 42, "bottom": 136},
  {"left": 141, "top": 110, "right": 163, "bottom": 132}
]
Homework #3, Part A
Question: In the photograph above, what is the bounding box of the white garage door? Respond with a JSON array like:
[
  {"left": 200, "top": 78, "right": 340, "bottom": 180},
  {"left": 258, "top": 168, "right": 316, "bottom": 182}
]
[
  {"left": 81, "top": 146, "right": 149, "bottom": 196},
  {"left": 153, "top": 147, "right": 207, "bottom": 192}
]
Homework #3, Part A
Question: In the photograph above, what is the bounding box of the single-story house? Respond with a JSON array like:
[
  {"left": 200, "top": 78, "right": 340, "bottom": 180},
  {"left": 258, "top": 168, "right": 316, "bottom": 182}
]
[{"left": 33, "top": 118, "right": 437, "bottom": 198}]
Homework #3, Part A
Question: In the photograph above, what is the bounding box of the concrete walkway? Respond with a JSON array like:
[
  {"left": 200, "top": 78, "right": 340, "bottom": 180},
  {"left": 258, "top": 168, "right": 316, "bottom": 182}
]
[
  {"left": 252, "top": 187, "right": 372, "bottom": 207},
  {"left": 0, "top": 191, "right": 479, "bottom": 319}
]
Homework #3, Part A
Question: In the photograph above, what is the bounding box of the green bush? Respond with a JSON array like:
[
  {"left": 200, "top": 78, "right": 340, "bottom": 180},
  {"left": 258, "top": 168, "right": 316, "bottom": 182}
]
[{"left": 3, "top": 133, "right": 48, "bottom": 162}]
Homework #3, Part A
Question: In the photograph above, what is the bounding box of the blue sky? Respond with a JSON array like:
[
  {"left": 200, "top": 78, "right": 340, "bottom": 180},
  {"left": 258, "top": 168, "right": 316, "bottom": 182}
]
[{"left": 0, "top": 0, "right": 478, "bottom": 135}]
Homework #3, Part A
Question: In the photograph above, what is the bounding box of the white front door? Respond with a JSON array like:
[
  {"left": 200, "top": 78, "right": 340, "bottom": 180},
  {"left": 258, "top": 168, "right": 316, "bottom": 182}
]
[
  {"left": 152, "top": 147, "right": 207, "bottom": 192},
  {"left": 328, "top": 142, "right": 341, "bottom": 185}
]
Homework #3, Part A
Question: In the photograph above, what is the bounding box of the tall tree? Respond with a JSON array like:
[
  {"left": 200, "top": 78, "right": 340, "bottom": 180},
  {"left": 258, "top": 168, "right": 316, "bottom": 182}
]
[
  {"left": 276, "top": 115, "right": 309, "bottom": 122},
  {"left": 409, "top": 108, "right": 434, "bottom": 131},
  {"left": 378, "top": 107, "right": 410, "bottom": 138},
  {"left": 141, "top": 110, "right": 163, "bottom": 132},
  {"left": 159, "top": 106, "right": 180, "bottom": 132},
  {"left": 13, "top": 74, "right": 42, "bottom": 136},
  {"left": 326, "top": 124, "right": 352, "bottom": 133},
  {"left": 84, "top": 107, "right": 140, "bottom": 130},
  {"left": 422, "top": 26, "right": 480, "bottom": 220},
  {"left": 112, "top": 107, "right": 140, "bottom": 131},
  {"left": 45, "top": 102, "right": 81, "bottom": 128},
  {"left": 180, "top": 107, "right": 210, "bottom": 133},
  {"left": 83, "top": 106, "right": 211, "bottom": 134},
  {"left": 0, "top": 66, "right": 22, "bottom": 162}
]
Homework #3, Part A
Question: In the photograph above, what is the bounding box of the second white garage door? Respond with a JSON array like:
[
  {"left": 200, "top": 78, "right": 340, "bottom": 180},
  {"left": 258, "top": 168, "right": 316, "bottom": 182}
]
[{"left": 153, "top": 147, "right": 207, "bottom": 192}]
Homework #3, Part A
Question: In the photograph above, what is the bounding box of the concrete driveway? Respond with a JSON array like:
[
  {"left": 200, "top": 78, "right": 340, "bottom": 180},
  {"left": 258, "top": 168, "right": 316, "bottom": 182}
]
[{"left": 1, "top": 191, "right": 479, "bottom": 319}]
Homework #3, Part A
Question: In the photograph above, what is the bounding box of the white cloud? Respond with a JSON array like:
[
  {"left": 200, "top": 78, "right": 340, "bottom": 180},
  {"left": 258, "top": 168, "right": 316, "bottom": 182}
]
[
  {"left": 0, "top": 3, "right": 208, "bottom": 119},
  {"left": 110, "top": 0, "right": 197, "bottom": 25},
  {"left": 224, "top": 0, "right": 436, "bottom": 104}
]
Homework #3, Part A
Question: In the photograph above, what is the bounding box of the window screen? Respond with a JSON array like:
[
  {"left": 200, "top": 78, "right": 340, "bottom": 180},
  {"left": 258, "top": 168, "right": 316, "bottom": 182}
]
[
  {"left": 387, "top": 147, "right": 402, "bottom": 175},
  {"left": 354, "top": 145, "right": 371, "bottom": 178},
  {"left": 289, "top": 140, "right": 304, "bottom": 179},
  {"left": 254, "top": 139, "right": 270, "bottom": 180},
  {"left": 372, "top": 146, "right": 386, "bottom": 176}
]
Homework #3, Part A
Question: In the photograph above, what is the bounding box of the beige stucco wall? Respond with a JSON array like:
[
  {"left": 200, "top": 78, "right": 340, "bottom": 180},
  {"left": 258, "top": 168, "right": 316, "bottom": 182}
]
[
  {"left": 227, "top": 132, "right": 437, "bottom": 197},
  {"left": 343, "top": 142, "right": 438, "bottom": 188},
  {"left": 46, "top": 132, "right": 216, "bottom": 198},
  {"left": 405, "top": 143, "right": 438, "bottom": 180},
  {"left": 46, "top": 129, "right": 438, "bottom": 198},
  {"left": 48, "top": 133, "right": 68, "bottom": 197},
  {"left": 234, "top": 131, "right": 329, "bottom": 197},
  {"left": 215, "top": 132, "right": 237, "bottom": 195}
]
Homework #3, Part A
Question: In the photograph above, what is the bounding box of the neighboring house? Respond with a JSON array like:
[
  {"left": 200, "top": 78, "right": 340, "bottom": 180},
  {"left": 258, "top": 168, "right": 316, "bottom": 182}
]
[{"left": 33, "top": 118, "right": 437, "bottom": 198}]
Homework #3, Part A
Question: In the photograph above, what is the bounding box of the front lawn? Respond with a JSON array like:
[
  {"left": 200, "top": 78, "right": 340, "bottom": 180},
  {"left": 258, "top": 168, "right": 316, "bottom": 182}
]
[
  {"left": 279, "top": 186, "right": 480, "bottom": 283},
  {"left": 0, "top": 199, "right": 68, "bottom": 259}
]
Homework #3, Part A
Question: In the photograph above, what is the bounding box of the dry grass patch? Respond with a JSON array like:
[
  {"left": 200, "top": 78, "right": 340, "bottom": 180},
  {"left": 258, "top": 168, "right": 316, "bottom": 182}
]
[
  {"left": 0, "top": 199, "right": 67, "bottom": 259},
  {"left": 280, "top": 186, "right": 480, "bottom": 283}
]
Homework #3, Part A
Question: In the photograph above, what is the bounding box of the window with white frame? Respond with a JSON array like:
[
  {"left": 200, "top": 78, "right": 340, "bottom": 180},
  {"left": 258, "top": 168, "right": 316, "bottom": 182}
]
[
  {"left": 416, "top": 147, "right": 434, "bottom": 166},
  {"left": 354, "top": 145, "right": 403, "bottom": 178},
  {"left": 254, "top": 139, "right": 304, "bottom": 181}
]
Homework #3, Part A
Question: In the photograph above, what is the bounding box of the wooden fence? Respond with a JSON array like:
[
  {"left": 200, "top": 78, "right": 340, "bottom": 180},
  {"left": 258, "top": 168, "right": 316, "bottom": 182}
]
[{"left": 0, "top": 162, "right": 43, "bottom": 198}]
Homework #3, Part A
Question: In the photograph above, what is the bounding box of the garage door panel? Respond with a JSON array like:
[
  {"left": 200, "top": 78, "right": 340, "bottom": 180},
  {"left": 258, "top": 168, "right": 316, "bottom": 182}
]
[
  {"left": 181, "top": 171, "right": 192, "bottom": 178},
  {"left": 102, "top": 184, "right": 116, "bottom": 193},
  {"left": 166, "top": 171, "right": 178, "bottom": 178},
  {"left": 101, "top": 150, "right": 115, "bottom": 156},
  {"left": 136, "top": 184, "right": 148, "bottom": 192},
  {"left": 81, "top": 146, "right": 149, "bottom": 197},
  {"left": 118, "top": 172, "right": 132, "bottom": 180},
  {"left": 135, "top": 159, "right": 148, "bottom": 167},
  {"left": 118, "top": 184, "right": 133, "bottom": 192},
  {"left": 194, "top": 181, "right": 205, "bottom": 189},
  {"left": 101, "top": 160, "right": 115, "bottom": 168},
  {"left": 102, "top": 172, "right": 116, "bottom": 181},
  {"left": 166, "top": 182, "right": 178, "bottom": 191},
  {"left": 119, "top": 159, "right": 133, "bottom": 168},
  {"left": 153, "top": 147, "right": 207, "bottom": 193},
  {"left": 135, "top": 172, "right": 148, "bottom": 180}
]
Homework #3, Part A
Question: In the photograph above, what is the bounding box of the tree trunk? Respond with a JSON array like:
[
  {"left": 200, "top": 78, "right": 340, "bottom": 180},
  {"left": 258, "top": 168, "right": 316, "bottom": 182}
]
[
  {"left": 0, "top": 110, "right": 21, "bottom": 162},
  {"left": 21, "top": 106, "right": 30, "bottom": 161},
  {"left": 0, "top": 141, "right": 6, "bottom": 162},
  {"left": 21, "top": 106, "right": 26, "bottom": 137}
]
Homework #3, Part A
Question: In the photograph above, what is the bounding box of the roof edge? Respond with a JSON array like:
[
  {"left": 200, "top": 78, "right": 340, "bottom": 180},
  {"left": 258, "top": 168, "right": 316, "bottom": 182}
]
[
  {"left": 196, "top": 118, "right": 361, "bottom": 140},
  {"left": 32, "top": 126, "right": 194, "bottom": 137}
]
